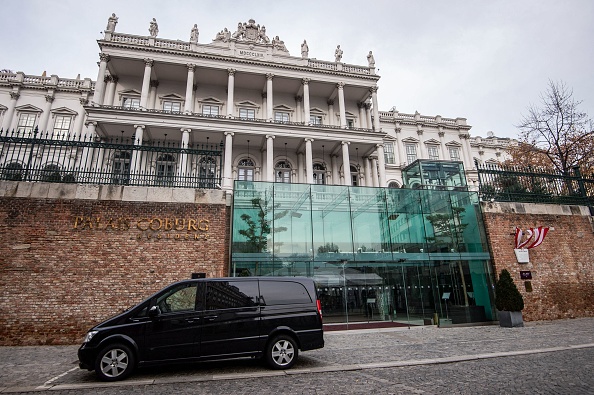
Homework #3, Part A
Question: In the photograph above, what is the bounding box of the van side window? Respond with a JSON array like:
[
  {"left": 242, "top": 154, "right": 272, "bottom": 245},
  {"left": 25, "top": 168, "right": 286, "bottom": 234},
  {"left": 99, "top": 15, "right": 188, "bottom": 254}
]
[
  {"left": 206, "top": 281, "right": 258, "bottom": 310},
  {"left": 156, "top": 283, "right": 198, "bottom": 313},
  {"left": 259, "top": 281, "right": 312, "bottom": 305}
]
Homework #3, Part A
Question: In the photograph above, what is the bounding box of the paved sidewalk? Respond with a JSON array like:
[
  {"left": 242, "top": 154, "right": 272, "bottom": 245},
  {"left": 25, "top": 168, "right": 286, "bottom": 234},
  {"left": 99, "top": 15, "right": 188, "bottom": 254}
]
[{"left": 1, "top": 318, "right": 593, "bottom": 393}]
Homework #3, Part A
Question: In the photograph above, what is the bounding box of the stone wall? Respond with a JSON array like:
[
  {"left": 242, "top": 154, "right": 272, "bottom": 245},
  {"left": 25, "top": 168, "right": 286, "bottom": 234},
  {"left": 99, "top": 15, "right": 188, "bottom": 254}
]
[
  {"left": 482, "top": 202, "right": 594, "bottom": 322},
  {"left": 0, "top": 181, "right": 230, "bottom": 346}
]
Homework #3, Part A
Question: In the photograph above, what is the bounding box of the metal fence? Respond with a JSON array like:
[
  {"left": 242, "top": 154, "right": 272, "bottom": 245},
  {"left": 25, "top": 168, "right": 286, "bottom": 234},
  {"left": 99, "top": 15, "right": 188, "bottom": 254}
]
[
  {"left": 475, "top": 160, "right": 594, "bottom": 207},
  {"left": 0, "top": 128, "right": 224, "bottom": 189}
]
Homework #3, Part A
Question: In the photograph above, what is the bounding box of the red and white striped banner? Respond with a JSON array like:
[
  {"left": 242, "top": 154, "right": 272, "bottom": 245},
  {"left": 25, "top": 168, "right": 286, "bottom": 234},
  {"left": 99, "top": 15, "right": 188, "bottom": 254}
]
[{"left": 514, "top": 226, "right": 550, "bottom": 249}]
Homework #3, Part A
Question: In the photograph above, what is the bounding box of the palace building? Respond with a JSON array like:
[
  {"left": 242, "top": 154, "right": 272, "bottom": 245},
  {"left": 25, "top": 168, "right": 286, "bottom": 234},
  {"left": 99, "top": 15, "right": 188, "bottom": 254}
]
[{"left": 0, "top": 16, "right": 518, "bottom": 343}]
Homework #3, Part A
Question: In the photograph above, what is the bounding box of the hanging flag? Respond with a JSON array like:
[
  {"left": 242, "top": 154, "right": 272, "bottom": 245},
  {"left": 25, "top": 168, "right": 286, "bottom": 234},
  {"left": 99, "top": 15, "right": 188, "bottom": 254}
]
[
  {"left": 515, "top": 227, "right": 534, "bottom": 249},
  {"left": 526, "top": 226, "right": 550, "bottom": 249}
]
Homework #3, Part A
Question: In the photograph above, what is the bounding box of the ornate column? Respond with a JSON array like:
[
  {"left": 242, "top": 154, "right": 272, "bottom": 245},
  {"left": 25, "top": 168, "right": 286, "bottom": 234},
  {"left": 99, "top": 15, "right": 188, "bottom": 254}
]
[
  {"left": 178, "top": 128, "right": 191, "bottom": 183},
  {"left": 92, "top": 53, "right": 109, "bottom": 105},
  {"left": 223, "top": 132, "right": 234, "bottom": 189},
  {"left": 106, "top": 76, "right": 118, "bottom": 106},
  {"left": 103, "top": 75, "right": 114, "bottom": 106},
  {"left": 358, "top": 102, "right": 367, "bottom": 129},
  {"left": 365, "top": 103, "right": 372, "bottom": 131},
  {"left": 371, "top": 157, "right": 379, "bottom": 187},
  {"left": 2, "top": 91, "right": 20, "bottom": 131},
  {"left": 438, "top": 128, "right": 447, "bottom": 159},
  {"left": 130, "top": 125, "right": 145, "bottom": 178},
  {"left": 376, "top": 144, "right": 387, "bottom": 187},
  {"left": 302, "top": 78, "right": 310, "bottom": 124},
  {"left": 74, "top": 98, "right": 88, "bottom": 137},
  {"left": 266, "top": 73, "right": 274, "bottom": 121},
  {"left": 297, "top": 152, "right": 304, "bottom": 183},
  {"left": 227, "top": 69, "right": 235, "bottom": 117},
  {"left": 370, "top": 86, "right": 380, "bottom": 131},
  {"left": 363, "top": 157, "right": 372, "bottom": 186},
  {"left": 331, "top": 154, "right": 339, "bottom": 185},
  {"left": 460, "top": 132, "right": 473, "bottom": 170},
  {"left": 148, "top": 80, "right": 159, "bottom": 109},
  {"left": 82, "top": 121, "right": 98, "bottom": 176},
  {"left": 337, "top": 83, "right": 346, "bottom": 128},
  {"left": 140, "top": 59, "right": 153, "bottom": 109},
  {"left": 295, "top": 96, "right": 303, "bottom": 123},
  {"left": 417, "top": 127, "right": 427, "bottom": 158},
  {"left": 39, "top": 93, "right": 54, "bottom": 135},
  {"left": 266, "top": 135, "right": 275, "bottom": 181},
  {"left": 327, "top": 99, "right": 335, "bottom": 126},
  {"left": 341, "top": 141, "right": 351, "bottom": 185},
  {"left": 395, "top": 125, "right": 404, "bottom": 166},
  {"left": 184, "top": 64, "right": 195, "bottom": 113},
  {"left": 305, "top": 138, "right": 314, "bottom": 184}
]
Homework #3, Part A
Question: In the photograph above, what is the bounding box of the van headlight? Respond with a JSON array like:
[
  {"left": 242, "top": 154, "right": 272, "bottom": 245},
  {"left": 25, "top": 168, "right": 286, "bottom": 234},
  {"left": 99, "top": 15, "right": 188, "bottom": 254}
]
[{"left": 84, "top": 330, "right": 98, "bottom": 343}]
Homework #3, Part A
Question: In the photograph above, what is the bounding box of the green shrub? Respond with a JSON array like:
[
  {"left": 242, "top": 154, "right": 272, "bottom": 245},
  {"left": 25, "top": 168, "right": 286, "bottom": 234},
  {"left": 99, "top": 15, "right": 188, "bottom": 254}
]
[{"left": 495, "top": 269, "right": 524, "bottom": 311}]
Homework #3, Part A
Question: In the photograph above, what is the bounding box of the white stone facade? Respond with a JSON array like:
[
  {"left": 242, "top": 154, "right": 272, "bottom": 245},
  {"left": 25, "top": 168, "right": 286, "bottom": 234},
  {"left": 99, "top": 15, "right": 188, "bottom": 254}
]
[{"left": 0, "top": 16, "right": 515, "bottom": 190}]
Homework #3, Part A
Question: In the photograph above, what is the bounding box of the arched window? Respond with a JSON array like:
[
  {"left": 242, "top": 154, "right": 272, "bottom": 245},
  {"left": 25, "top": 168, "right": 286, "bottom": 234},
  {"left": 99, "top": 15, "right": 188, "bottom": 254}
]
[
  {"left": 199, "top": 156, "right": 217, "bottom": 188},
  {"left": 388, "top": 181, "right": 400, "bottom": 189},
  {"left": 2, "top": 162, "right": 23, "bottom": 181},
  {"left": 156, "top": 153, "right": 176, "bottom": 186},
  {"left": 350, "top": 165, "right": 359, "bottom": 186},
  {"left": 40, "top": 164, "right": 62, "bottom": 182},
  {"left": 313, "top": 163, "right": 326, "bottom": 185},
  {"left": 238, "top": 158, "right": 255, "bottom": 181},
  {"left": 275, "top": 160, "right": 291, "bottom": 183},
  {"left": 112, "top": 151, "right": 131, "bottom": 185}
]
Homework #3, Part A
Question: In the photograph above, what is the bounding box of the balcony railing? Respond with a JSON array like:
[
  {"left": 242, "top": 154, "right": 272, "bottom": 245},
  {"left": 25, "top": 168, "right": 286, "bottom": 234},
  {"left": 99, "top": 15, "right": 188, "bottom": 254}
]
[
  {"left": 476, "top": 160, "right": 594, "bottom": 207},
  {"left": 0, "top": 128, "right": 223, "bottom": 189}
]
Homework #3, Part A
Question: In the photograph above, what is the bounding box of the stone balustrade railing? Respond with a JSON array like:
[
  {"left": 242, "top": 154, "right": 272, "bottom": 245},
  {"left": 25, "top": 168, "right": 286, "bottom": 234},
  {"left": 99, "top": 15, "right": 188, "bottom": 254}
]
[{"left": 0, "top": 71, "right": 93, "bottom": 91}]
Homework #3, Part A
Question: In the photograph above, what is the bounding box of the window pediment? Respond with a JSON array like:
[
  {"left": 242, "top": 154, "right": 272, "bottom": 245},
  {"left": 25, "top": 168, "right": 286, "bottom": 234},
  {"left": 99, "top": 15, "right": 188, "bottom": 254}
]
[
  {"left": 15, "top": 104, "right": 42, "bottom": 113},
  {"left": 236, "top": 100, "right": 259, "bottom": 108},
  {"left": 424, "top": 138, "right": 440, "bottom": 145},
  {"left": 273, "top": 104, "right": 293, "bottom": 112},
  {"left": 401, "top": 137, "right": 419, "bottom": 144},
  {"left": 445, "top": 141, "right": 463, "bottom": 147},
  {"left": 50, "top": 107, "right": 78, "bottom": 116},
  {"left": 199, "top": 97, "right": 224, "bottom": 105},
  {"left": 0, "top": 104, "right": 7, "bottom": 113},
  {"left": 159, "top": 93, "right": 185, "bottom": 101},
  {"left": 310, "top": 107, "right": 325, "bottom": 115},
  {"left": 118, "top": 89, "right": 141, "bottom": 99}
]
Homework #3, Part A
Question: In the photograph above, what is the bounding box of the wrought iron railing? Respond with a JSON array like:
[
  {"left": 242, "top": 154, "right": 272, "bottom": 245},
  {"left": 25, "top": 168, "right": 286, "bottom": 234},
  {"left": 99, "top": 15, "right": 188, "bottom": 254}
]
[
  {"left": 476, "top": 160, "right": 594, "bottom": 207},
  {"left": 0, "top": 128, "right": 223, "bottom": 189}
]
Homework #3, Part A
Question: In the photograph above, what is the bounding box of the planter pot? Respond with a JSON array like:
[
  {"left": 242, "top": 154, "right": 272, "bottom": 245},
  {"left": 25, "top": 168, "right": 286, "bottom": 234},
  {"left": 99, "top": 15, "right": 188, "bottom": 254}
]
[{"left": 498, "top": 310, "right": 524, "bottom": 327}]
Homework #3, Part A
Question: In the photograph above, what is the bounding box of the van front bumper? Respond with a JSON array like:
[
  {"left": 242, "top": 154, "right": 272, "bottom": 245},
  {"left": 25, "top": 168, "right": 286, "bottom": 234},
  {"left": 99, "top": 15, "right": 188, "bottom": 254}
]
[{"left": 78, "top": 343, "right": 98, "bottom": 371}]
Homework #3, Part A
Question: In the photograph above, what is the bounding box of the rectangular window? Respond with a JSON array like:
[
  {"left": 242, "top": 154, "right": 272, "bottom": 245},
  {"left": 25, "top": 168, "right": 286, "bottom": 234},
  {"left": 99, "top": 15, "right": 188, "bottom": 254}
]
[
  {"left": 122, "top": 97, "right": 140, "bottom": 109},
  {"left": 274, "top": 112, "right": 289, "bottom": 123},
  {"left": 449, "top": 147, "right": 460, "bottom": 161},
  {"left": 427, "top": 146, "right": 440, "bottom": 160},
  {"left": 384, "top": 142, "right": 395, "bottom": 164},
  {"left": 163, "top": 101, "right": 182, "bottom": 112},
  {"left": 206, "top": 281, "right": 259, "bottom": 310},
  {"left": 310, "top": 115, "right": 322, "bottom": 125},
  {"left": 239, "top": 108, "right": 256, "bottom": 119},
  {"left": 52, "top": 115, "right": 72, "bottom": 137},
  {"left": 17, "top": 113, "right": 37, "bottom": 134},
  {"left": 202, "top": 105, "right": 219, "bottom": 116},
  {"left": 405, "top": 144, "right": 417, "bottom": 164},
  {"left": 347, "top": 119, "right": 355, "bottom": 129}
]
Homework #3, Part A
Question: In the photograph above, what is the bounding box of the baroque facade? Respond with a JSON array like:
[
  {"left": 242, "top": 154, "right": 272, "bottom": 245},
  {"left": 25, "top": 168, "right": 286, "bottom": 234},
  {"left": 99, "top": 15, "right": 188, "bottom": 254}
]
[{"left": 0, "top": 16, "right": 514, "bottom": 190}]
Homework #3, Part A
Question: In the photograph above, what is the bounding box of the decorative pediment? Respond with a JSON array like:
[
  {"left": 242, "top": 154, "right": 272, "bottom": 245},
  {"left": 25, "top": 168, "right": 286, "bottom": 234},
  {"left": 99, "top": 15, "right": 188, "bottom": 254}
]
[
  {"left": 310, "top": 107, "right": 325, "bottom": 115},
  {"left": 159, "top": 93, "right": 185, "bottom": 101},
  {"left": 383, "top": 135, "right": 398, "bottom": 141},
  {"left": 401, "top": 137, "right": 419, "bottom": 144},
  {"left": 273, "top": 104, "right": 293, "bottom": 112},
  {"left": 0, "top": 104, "right": 7, "bottom": 113},
  {"left": 424, "top": 138, "right": 441, "bottom": 145},
  {"left": 199, "top": 97, "right": 224, "bottom": 105},
  {"left": 50, "top": 107, "right": 78, "bottom": 116},
  {"left": 345, "top": 111, "right": 357, "bottom": 118},
  {"left": 445, "top": 141, "right": 463, "bottom": 147},
  {"left": 236, "top": 100, "right": 259, "bottom": 108},
  {"left": 15, "top": 104, "right": 42, "bottom": 113},
  {"left": 118, "top": 89, "right": 141, "bottom": 98}
]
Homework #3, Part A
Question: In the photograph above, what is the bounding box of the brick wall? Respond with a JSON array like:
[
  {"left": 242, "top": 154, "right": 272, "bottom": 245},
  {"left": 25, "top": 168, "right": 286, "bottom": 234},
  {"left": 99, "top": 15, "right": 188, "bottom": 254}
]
[
  {"left": 0, "top": 182, "right": 229, "bottom": 345},
  {"left": 482, "top": 202, "right": 594, "bottom": 322}
]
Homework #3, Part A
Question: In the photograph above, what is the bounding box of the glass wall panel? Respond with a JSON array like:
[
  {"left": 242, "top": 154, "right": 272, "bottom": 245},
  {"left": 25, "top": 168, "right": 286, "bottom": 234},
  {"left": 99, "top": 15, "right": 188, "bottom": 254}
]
[{"left": 231, "top": 180, "right": 495, "bottom": 326}]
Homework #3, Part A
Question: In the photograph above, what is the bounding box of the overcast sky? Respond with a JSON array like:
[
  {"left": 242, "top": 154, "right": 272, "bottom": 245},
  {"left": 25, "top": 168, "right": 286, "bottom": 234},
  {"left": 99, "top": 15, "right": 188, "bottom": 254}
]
[{"left": 1, "top": 0, "right": 592, "bottom": 139}]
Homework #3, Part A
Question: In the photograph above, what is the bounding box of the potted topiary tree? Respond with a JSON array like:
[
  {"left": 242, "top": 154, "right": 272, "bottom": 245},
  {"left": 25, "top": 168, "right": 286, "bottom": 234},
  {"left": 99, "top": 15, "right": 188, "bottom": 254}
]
[{"left": 495, "top": 269, "right": 524, "bottom": 327}]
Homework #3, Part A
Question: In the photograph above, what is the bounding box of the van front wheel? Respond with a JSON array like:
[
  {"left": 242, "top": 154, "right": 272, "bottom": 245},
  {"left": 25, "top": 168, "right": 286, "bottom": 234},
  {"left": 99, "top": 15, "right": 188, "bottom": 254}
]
[
  {"left": 94, "top": 343, "right": 135, "bottom": 381},
  {"left": 265, "top": 335, "right": 298, "bottom": 369}
]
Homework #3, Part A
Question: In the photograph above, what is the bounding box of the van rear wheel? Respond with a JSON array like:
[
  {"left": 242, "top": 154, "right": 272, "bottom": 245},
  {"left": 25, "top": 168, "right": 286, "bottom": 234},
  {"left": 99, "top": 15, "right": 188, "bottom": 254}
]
[
  {"left": 94, "top": 343, "right": 135, "bottom": 381},
  {"left": 265, "top": 335, "right": 298, "bottom": 369}
]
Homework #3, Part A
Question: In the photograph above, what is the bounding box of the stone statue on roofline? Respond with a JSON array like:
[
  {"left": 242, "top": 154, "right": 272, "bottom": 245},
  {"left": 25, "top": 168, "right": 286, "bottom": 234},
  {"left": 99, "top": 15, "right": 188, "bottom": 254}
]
[
  {"left": 190, "top": 24, "right": 199, "bottom": 43},
  {"left": 367, "top": 51, "right": 375, "bottom": 67},
  {"left": 105, "top": 13, "right": 118, "bottom": 33},
  {"left": 149, "top": 18, "right": 159, "bottom": 37},
  {"left": 335, "top": 45, "right": 343, "bottom": 62},
  {"left": 301, "top": 40, "right": 309, "bottom": 59}
]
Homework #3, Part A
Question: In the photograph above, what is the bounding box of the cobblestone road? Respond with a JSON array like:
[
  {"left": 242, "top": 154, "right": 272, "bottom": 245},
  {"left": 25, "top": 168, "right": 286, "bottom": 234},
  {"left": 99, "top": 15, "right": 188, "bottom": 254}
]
[{"left": 1, "top": 318, "right": 593, "bottom": 394}]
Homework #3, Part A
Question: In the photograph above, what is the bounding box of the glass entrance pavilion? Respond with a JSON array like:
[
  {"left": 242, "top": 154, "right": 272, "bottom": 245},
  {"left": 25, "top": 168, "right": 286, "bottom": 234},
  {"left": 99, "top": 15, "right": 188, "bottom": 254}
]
[{"left": 231, "top": 180, "right": 495, "bottom": 326}]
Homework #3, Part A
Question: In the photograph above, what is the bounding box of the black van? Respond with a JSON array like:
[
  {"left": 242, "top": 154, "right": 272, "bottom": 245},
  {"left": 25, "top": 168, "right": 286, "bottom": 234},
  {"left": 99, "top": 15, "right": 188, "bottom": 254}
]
[{"left": 78, "top": 277, "right": 324, "bottom": 381}]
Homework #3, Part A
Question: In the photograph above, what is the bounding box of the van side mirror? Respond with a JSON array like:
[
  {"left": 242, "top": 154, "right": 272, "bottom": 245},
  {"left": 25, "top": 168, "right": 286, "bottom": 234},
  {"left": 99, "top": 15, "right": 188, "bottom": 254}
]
[{"left": 148, "top": 305, "right": 161, "bottom": 318}]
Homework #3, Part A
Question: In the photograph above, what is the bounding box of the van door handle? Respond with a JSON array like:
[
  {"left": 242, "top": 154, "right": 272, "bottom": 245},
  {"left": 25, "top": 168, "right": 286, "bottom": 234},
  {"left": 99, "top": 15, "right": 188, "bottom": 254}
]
[
  {"left": 185, "top": 318, "right": 199, "bottom": 324},
  {"left": 204, "top": 315, "right": 218, "bottom": 321}
]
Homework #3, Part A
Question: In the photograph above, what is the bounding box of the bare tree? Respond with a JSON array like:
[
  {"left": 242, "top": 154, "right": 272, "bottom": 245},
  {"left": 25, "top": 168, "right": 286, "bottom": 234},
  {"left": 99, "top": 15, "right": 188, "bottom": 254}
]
[{"left": 517, "top": 80, "right": 593, "bottom": 176}]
